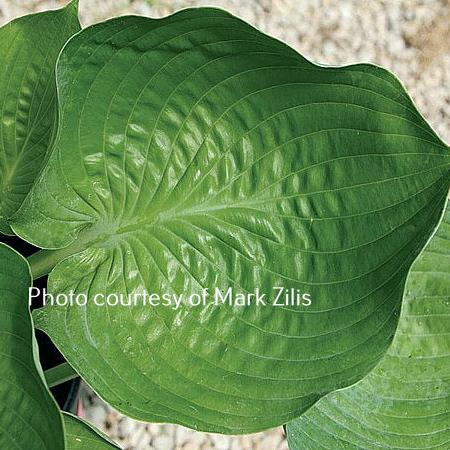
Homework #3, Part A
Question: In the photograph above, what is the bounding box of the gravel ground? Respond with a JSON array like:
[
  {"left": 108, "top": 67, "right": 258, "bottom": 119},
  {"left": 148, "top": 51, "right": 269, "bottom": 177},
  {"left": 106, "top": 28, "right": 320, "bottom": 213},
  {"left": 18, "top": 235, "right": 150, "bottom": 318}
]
[
  {"left": 1, "top": 0, "right": 449, "bottom": 143},
  {"left": 80, "top": 384, "right": 287, "bottom": 450},
  {"left": 1, "top": 1, "right": 449, "bottom": 449}
]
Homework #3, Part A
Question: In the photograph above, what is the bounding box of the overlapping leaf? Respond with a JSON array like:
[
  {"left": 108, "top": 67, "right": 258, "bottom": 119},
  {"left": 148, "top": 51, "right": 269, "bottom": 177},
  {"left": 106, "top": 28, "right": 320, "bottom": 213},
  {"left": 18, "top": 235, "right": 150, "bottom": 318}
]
[
  {"left": 64, "top": 413, "right": 120, "bottom": 449},
  {"left": 12, "top": 8, "right": 450, "bottom": 433},
  {"left": 0, "top": 243, "right": 64, "bottom": 449},
  {"left": 287, "top": 202, "right": 450, "bottom": 449},
  {"left": 0, "top": 0, "right": 80, "bottom": 234}
]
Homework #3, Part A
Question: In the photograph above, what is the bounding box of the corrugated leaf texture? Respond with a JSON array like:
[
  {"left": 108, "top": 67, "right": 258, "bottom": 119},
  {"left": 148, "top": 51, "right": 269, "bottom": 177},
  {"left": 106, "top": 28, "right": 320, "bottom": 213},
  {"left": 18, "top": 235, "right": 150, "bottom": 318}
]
[{"left": 11, "top": 8, "right": 450, "bottom": 433}]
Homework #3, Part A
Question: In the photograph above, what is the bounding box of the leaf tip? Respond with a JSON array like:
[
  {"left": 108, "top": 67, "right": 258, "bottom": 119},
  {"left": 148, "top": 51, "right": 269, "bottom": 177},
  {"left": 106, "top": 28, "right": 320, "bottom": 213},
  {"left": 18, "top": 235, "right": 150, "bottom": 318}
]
[{"left": 67, "top": 0, "right": 80, "bottom": 12}]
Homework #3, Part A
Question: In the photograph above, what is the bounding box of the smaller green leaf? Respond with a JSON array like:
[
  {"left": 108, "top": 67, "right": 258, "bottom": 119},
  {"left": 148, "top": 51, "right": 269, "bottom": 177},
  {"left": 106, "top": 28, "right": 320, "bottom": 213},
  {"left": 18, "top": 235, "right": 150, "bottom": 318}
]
[
  {"left": 0, "top": 243, "right": 64, "bottom": 449},
  {"left": 287, "top": 202, "right": 450, "bottom": 449},
  {"left": 0, "top": 0, "right": 80, "bottom": 234},
  {"left": 63, "top": 413, "right": 121, "bottom": 449}
]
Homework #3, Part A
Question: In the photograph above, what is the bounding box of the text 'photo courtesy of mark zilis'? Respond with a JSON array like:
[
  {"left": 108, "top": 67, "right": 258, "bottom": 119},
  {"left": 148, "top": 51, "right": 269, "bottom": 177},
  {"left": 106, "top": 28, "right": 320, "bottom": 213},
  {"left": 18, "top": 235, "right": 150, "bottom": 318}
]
[{"left": 29, "top": 286, "right": 312, "bottom": 310}]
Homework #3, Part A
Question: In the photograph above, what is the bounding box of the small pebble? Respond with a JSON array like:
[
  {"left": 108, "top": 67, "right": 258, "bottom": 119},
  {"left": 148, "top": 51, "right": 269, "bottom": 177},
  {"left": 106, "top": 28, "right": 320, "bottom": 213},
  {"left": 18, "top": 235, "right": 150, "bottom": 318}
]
[{"left": 153, "top": 435, "right": 174, "bottom": 450}]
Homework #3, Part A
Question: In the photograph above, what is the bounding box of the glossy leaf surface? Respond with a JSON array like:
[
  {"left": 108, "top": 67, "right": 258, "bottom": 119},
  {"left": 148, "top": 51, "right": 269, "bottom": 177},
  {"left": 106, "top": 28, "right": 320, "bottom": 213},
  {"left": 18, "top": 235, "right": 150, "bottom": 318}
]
[
  {"left": 0, "top": 243, "right": 63, "bottom": 449},
  {"left": 12, "top": 8, "right": 450, "bottom": 433},
  {"left": 0, "top": 1, "right": 80, "bottom": 234},
  {"left": 287, "top": 202, "right": 450, "bottom": 449},
  {"left": 64, "top": 413, "right": 121, "bottom": 449}
]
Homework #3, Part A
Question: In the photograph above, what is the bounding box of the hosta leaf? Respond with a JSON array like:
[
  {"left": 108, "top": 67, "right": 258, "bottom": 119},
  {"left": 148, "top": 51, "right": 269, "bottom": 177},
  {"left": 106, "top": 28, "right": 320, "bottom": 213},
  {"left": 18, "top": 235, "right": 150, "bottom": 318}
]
[
  {"left": 12, "top": 8, "right": 450, "bottom": 433},
  {"left": 0, "top": 243, "right": 64, "bottom": 449},
  {"left": 63, "top": 413, "right": 120, "bottom": 449},
  {"left": 0, "top": 0, "right": 80, "bottom": 234},
  {"left": 287, "top": 202, "right": 450, "bottom": 449}
]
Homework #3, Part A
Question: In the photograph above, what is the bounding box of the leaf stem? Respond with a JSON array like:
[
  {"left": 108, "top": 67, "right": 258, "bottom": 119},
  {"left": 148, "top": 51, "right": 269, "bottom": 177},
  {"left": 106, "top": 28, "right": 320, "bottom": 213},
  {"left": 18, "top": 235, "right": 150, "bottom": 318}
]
[
  {"left": 44, "top": 362, "right": 79, "bottom": 388},
  {"left": 28, "top": 248, "right": 70, "bottom": 279},
  {"left": 27, "top": 235, "right": 90, "bottom": 279}
]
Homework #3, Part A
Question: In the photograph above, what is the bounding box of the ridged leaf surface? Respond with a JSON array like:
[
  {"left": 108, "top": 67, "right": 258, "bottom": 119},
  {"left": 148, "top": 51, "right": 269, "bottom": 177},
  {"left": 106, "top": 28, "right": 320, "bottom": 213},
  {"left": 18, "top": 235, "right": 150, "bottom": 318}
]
[{"left": 12, "top": 8, "right": 450, "bottom": 433}]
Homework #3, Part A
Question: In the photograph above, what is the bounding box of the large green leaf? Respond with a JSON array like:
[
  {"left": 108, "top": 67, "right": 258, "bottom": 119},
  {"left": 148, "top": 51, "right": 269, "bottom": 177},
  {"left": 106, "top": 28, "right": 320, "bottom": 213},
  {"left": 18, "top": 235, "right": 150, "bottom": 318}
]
[
  {"left": 63, "top": 413, "right": 121, "bottom": 449},
  {"left": 0, "top": 243, "right": 64, "bottom": 449},
  {"left": 0, "top": 0, "right": 80, "bottom": 234},
  {"left": 287, "top": 202, "right": 450, "bottom": 449},
  {"left": 11, "top": 8, "right": 450, "bottom": 433}
]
